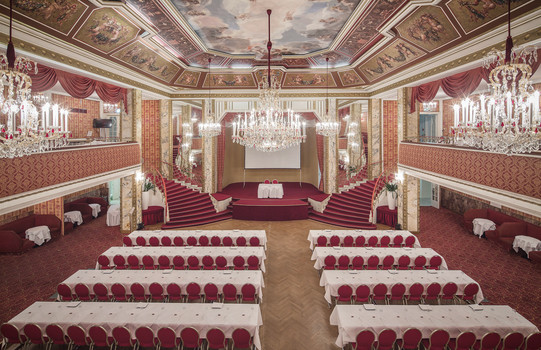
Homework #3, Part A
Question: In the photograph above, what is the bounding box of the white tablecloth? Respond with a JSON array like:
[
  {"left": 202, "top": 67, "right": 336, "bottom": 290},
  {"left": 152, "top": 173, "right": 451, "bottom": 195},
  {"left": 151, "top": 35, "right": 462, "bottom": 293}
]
[
  {"left": 307, "top": 230, "right": 421, "bottom": 250},
  {"left": 25, "top": 226, "right": 51, "bottom": 246},
  {"left": 320, "top": 270, "right": 483, "bottom": 304},
  {"left": 61, "top": 269, "right": 265, "bottom": 301},
  {"left": 98, "top": 246, "right": 267, "bottom": 272},
  {"left": 9, "top": 302, "right": 263, "bottom": 350},
  {"left": 88, "top": 203, "right": 101, "bottom": 218},
  {"left": 311, "top": 247, "right": 448, "bottom": 270},
  {"left": 64, "top": 211, "right": 83, "bottom": 225},
  {"left": 513, "top": 235, "right": 541, "bottom": 257},
  {"left": 257, "top": 184, "right": 283, "bottom": 198},
  {"left": 128, "top": 230, "right": 267, "bottom": 249},
  {"left": 106, "top": 204, "right": 120, "bottom": 226},
  {"left": 472, "top": 218, "right": 496, "bottom": 238},
  {"left": 330, "top": 305, "right": 538, "bottom": 348}
]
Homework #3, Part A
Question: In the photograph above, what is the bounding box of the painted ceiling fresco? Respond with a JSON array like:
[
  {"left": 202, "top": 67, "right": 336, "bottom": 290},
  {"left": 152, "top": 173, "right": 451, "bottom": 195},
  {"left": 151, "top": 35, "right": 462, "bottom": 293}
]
[{"left": 0, "top": 0, "right": 538, "bottom": 89}]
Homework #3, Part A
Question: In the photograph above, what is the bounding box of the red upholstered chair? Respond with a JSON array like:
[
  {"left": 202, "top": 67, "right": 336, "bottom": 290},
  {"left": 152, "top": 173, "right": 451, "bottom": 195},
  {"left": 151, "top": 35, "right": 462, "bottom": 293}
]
[
  {"left": 367, "top": 236, "right": 378, "bottom": 247},
  {"left": 523, "top": 332, "right": 541, "bottom": 350},
  {"left": 353, "top": 285, "right": 371, "bottom": 304},
  {"left": 388, "top": 283, "right": 406, "bottom": 305},
  {"left": 131, "top": 282, "right": 148, "bottom": 302},
  {"left": 180, "top": 328, "right": 203, "bottom": 350},
  {"left": 397, "top": 255, "right": 410, "bottom": 270},
  {"left": 135, "top": 326, "right": 156, "bottom": 349},
  {"left": 1, "top": 323, "right": 24, "bottom": 348},
  {"left": 111, "top": 283, "right": 129, "bottom": 302},
  {"left": 372, "top": 283, "right": 388, "bottom": 305},
  {"left": 351, "top": 256, "right": 364, "bottom": 270},
  {"left": 185, "top": 282, "right": 202, "bottom": 302},
  {"left": 366, "top": 255, "right": 379, "bottom": 270},
  {"left": 241, "top": 283, "right": 257, "bottom": 303},
  {"left": 392, "top": 235, "right": 403, "bottom": 247},
  {"left": 424, "top": 282, "right": 442, "bottom": 305},
  {"left": 406, "top": 283, "right": 424, "bottom": 305},
  {"left": 215, "top": 256, "right": 228, "bottom": 270},
  {"left": 231, "top": 328, "right": 253, "bottom": 350},
  {"left": 142, "top": 255, "right": 155, "bottom": 270},
  {"left": 329, "top": 235, "right": 340, "bottom": 247},
  {"left": 222, "top": 236, "right": 233, "bottom": 246},
  {"left": 166, "top": 283, "right": 183, "bottom": 302},
  {"left": 173, "top": 256, "right": 185, "bottom": 270},
  {"left": 413, "top": 255, "right": 427, "bottom": 270},
  {"left": 67, "top": 325, "right": 88, "bottom": 350},
  {"left": 202, "top": 255, "right": 215, "bottom": 270},
  {"left": 477, "top": 332, "right": 501, "bottom": 350},
  {"left": 272, "top": 179, "right": 278, "bottom": 184},
  {"left": 316, "top": 236, "right": 328, "bottom": 247},
  {"left": 459, "top": 283, "right": 479, "bottom": 304},
  {"left": 206, "top": 328, "right": 227, "bottom": 350},
  {"left": 404, "top": 236, "right": 416, "bottom": 248},
  {"left": 379, "top": 235, "right": 391, "bottom": 247},
  {"left": 198, "top": 235, "right": 209, "bottom": 246},
  {"left": 423, "top": 329, "right": 450, "bottom": 350},
  {"left": 136, "top": 236, "right": 146, "bottom": 246},
  {"left": 500, "top": 333, "right": 524, "bottom": 350},
  {"left": 352, "top": 329, "right": 376, "bottom": 350},
  {"left": 236, "top": 236, "right": 247, "bottom": 246},
  {"left": 127, "top": 255, "right": 140, "bottom": 270},
  {"left": 97, "top": 255, "right": 111, "bottom": 270},
  {"left": 158, "top": 255, "right": 171, "bottom": 270},
  {"left": 247, "top": 255, "right": 260, "bottom": 270},
  {"left": 337, "top": 255, "right": 350, "bottom": 270},
  {"left": 113, "top": 255, "right": 127, "bottom": 270},
  {"left": 355, "top": 236, "right": 366, "bottom": 247},
  {"left": 249, "top": 236, "right": 260, "bottom": 246},
  {"left": 93, "top": 283, "right": 109, "bottom": 301},
  {"left": 23, "top": 324, "right": 45, "bottom": 347},
  {"left": 336, "top": 285, "right": 353, "bottom": 304},
  {"left": 149, "top": 282, "right": 165, "bottom": 302},
  {"left": 149, "top": 236, "right": 160, "bottom": 246},
  {"left": 380, "top": 255, "right": 394, "bottom": 270},
  {"left": 223, "top": 283, "right": 238, "bottom": 303},
  {"left": 448, "top": 331, "right": 476, "bottom": 350},
  {"left": 441, "top": 282, "right": 458, "bottom": 305},
  {"left": 173, "top": 236, "right": 184, "bottom": 246},
  {"left": 187, "top": 255, "right": 200, "bottom": 270},
  {"left": 187, "top": 236, "right": 197, "bottom": 246},
  {"left": 57, "top": 283, "right": 74, "bottom": 301},
  {"left": 264, "top": 179, "right": 270, "bottom": 184},
  {"left": 156, "top": 327, "right": 179, "bottom": 350},
  {"left": 74, "top": 283, "right": 92, "bottom": 301},
  {"left": 45, "top": 324, "right": 67, "bottom": 350},
  {"left": 233, "top": 256, "right": 246, "bottom": 270},
  {"left": 112, "top": 326, "right": 136, "bottom": 349},
  {"left": 211, "top": 236, "right": 221, "bottom": 246},
  {"left": 161, "top": 236, "right": 172, "bottom": 246},
  {"left": 88, "top": 325, "right": 112, "bottom": 350},
  {"left": 398, "top": 328, "right": 422, "bottom": 350},
  {"left": 323, "top": 255, "right": 336, "bottom": 270},
  {"left": 343, "top": 235, "right": 354, "bottom": 247},
  {"left": 122, "top": 236, "right": 133, "bottom": 246},
  {"left": 204, "top": 283, "right": 220, "bottom": 303},
  {"left": 374, "top": 329, "right": 397, "bottom": 350},
  {"left": 428, "top": 255, "right": 443, "bottom": 270}
]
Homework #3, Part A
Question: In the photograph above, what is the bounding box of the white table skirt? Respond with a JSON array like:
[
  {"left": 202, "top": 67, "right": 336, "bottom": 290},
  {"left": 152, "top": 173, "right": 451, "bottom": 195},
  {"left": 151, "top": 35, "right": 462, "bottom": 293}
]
[
  {"left": 308, "top": 230, "right": 421, "bottom": 250},
  {"left": 9, "top": 301, "right": 263, "bottom": 350},
  {"left": 88, "top": 203, "right": 101, "bottom": 218},
  {"left": 128, "top": 230, "right": 267, "bottom": 249},
  {"left": 64, "top": 211, "right": 83, "bottom": 225},
  {"left": 61, "top": 269, "right": 265, "bottom": 301},
  {"left": 257, "top": 184, "right": 283, "bottom": 198},
  {"left": 106, "top": 205, "right": 120, "bottom": 226},
  {"left": 25, "top": 226, "right": 51, "bottom": 246},
  {"left": 311, "top": 247, "right": 448, "bottom": 270},
  {"left": 320, "top": 270, "right": 483, "bottom": 304},
  {"left": 330, "top": 305, "right": 539, "bottom": 348},
  {"left": 513, "top": 235, "right": 541, "bottom": 257},
  {"left": 98, "top": 246, "right": 267, "bottom": 273},
  {"left": 472, "top": 218, "right": 496, "bottom": 238}
]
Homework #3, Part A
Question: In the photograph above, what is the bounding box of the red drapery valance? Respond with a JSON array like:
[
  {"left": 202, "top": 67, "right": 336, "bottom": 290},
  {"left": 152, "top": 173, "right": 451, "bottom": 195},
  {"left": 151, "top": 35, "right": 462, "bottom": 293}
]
[{"left": 30, "top": 63, "right": 128, "bottom": 112}]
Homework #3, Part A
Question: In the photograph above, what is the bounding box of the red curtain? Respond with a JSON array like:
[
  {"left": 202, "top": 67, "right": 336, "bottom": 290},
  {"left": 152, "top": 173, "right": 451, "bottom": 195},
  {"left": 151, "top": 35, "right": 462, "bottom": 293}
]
[{"left": 30, "top": 63, "right": 128, "bottom": 112}]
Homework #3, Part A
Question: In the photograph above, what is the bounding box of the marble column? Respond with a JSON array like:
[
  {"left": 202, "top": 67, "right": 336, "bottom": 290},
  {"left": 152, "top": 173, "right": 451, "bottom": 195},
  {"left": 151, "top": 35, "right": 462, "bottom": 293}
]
[
  {"left": 202, "top": 99, "right": 216, "bottom": 193},
  {"left": 398, "top": 173, "right": 420, "bottom": 233},
  {"left": 324, "top": 98, "right": 338, "bottom": 193},
  {"left": 120, "top": 174, "right": 141, "bottom": 233},
  {"left": 348, "top": 103, "right": 363, "bottom": 171},
  {"left": 160, "top": 99, "right": 173, "bottom": 179},
  {"left": 397, "top": 87, "right": 419, "bottom": 143},
  {"left": 176, "top": 105, "right": 193, "bottom": 177},
  {"left": 367, "top": 99, "right": 382, "bottom": 180}
]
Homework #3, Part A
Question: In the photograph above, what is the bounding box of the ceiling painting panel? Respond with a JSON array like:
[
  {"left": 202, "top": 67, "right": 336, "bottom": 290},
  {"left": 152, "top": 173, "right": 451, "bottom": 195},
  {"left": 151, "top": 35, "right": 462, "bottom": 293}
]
[
  {"left": 311, "top": 51, "right": 351, "bottom": 68},
  {"left": 254, "top": 69, "right": 284, "bottom": 85},
  {"left": 203, "top": 73, "right": 257, "bottom": 88},
  {"left": 73, "top": 8, "right": 139, "bottom": 53},
  {"left": 189, "top": 52, "right": 226, "bottom": 68},
  {"left": 175, "top": 70, "right": 201, "bottom": 87},
  {"left": 283, "top": 58, "right": 310, "bottom": 68},
  {"left": 283, "top": 72, "right": 337, "bottom": 88},
  {"left": 338, "top": 69, "right": 365, "bottom": 86}
]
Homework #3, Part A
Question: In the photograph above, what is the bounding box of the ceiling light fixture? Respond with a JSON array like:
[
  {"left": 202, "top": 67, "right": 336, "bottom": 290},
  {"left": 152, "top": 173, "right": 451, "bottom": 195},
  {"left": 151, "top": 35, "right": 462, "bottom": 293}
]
[
  {"left": 316, "top": 57, "right": 339, "bottom": 137},
  {"left": 199, "top": 57, "right": 221, "bottom": 137}
]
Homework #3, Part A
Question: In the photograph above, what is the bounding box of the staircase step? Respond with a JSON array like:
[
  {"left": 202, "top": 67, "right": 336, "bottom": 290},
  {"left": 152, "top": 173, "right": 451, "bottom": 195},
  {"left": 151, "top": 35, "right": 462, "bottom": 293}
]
[
  {"left": 323, "top": 207, "right": 370, "bottom": 221},
  {"left": 169, "top": 207, "right": 218, "bottom": 220},
  {"left": 325, "top": 202, "right": 371, "bottom": 216}
]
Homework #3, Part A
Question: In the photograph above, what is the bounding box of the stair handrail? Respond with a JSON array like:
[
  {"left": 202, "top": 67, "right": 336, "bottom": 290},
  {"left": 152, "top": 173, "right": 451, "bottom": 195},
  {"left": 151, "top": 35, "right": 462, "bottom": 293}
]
[
  {"left": 144, "top": 162, "right": 169, "bottom": 222},
  {"left": 368, "top": 169, "right": 391, "bottom": 224},
  {"left": 162, "top": 160, "right": 203, "bottom": 189}
]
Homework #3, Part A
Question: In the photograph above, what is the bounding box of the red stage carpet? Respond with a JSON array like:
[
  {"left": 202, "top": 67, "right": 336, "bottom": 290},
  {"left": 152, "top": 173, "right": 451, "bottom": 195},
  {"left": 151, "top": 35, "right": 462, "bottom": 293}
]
[
  {"left": 232, "top": 199, "right": 309, "bottom": 221},
  {"left": 220, "top": 182, "right": 323, "bottom": 200}
]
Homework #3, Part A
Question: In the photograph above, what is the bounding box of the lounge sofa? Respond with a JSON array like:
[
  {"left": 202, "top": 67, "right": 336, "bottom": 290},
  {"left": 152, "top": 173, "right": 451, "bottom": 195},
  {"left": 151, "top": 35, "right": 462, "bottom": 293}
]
[
  {"left": 0, "top": 214, "right": 62, "bottom": 253},
  {"left": 463, "top": 208, "right": 520, "bottom": 232},
  {"left": 64, "top": 202, "right": 93, "bottom": 224},
  {"left": 71, "top": 197, "right": 108, "bottom": 217}
]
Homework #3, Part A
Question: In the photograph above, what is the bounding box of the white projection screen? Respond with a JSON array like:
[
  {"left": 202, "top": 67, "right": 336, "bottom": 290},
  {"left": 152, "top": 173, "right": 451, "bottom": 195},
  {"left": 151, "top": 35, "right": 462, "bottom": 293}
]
[{"left": 245, "top": 145, "right": 301, "bottom": 169}]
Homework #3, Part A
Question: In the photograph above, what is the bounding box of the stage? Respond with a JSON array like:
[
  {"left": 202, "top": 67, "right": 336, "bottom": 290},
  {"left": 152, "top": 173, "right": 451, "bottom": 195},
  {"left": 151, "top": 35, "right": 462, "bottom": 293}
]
[{"left": 217, "top": 182, "right": 325, "bottom": 221}]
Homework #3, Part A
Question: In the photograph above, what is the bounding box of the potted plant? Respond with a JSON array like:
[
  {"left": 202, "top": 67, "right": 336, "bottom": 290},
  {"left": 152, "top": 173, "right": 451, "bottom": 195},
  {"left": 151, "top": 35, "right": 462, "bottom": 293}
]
[
  {"left": 383, "top": 181, "right": 398, "bottom": 210},
  {"left": 142, "top": 179, "right": 155, "bottom": 210}
]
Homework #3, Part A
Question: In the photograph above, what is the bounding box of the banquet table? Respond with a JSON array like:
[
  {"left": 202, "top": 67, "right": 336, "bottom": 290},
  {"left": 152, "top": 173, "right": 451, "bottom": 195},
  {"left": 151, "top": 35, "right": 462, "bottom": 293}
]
[
  {"left": 128, "top": 229, "right": 267, "bottom": 249},
  {"left": 513, "top": 235, "right": 541, "bottom": 257},
  {"left": 320, "top": 270, "right": 482, "bottom": 304},
  {"left": 64, "top": 211, "right": 83, "bottom": 225},
  {"left": 24, "top": 226, "right": 51, "bottom": 246},
  {"left": 8, "top": 301, "right": 263, "bottom": 350},
  {"left": 61, "top": 269, "right": 265, "bottom": 301},
  {"left": 88, "top": 203, "right": 101, "bottom": 218},
  {"left": 257, "top": 183, "right": 283, "bottom": 198},
  {"left": 330, "top": 305, "right": 539, "bottom": 348},
  {"left": 307, "top": 230, "right": 420, "bottom": 250},
  {"left": 98, "top": 246, "right": 267, "bottom": 272},
  {"left": 311, "top": 247, "right": 447, "bottom": 270}
]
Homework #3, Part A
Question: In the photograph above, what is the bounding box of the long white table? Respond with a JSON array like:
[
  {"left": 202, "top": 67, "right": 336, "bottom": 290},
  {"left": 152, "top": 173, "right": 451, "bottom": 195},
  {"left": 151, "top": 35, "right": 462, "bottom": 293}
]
[
  {"left": 8, "top": 301, "right": 263, "bottom": 349},
  {"left": 127, "top": 230, "right": 267, "bottom": 249},
  {"left": 330, "top": 305, "right": 539, "bottom": 348},
  {"left": 61, "top": 269, "right": 265, "bottom": 301},
  {"left": 307, "top": 230, "right": 421, "bottom": 250},
  {"left": 311, "top": 247, "right": 447, "bottom": 270},
  {"left": 98, "top": 246, "right": 267, "bottom": 272},
  {"left": 257, "top": 183, "right": 283, "bottom": 198},
  {"left": 320, "top": 270, "right": 482, "bottom": 304}
]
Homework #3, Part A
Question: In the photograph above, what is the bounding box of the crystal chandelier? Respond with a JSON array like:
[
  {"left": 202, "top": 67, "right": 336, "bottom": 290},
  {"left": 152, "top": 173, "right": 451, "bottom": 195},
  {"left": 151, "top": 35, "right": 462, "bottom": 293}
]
[
  {"left": 231, "top": 9, "right": 306, "bottom": 152},
  {"left": 422, "top": 101, "right": 438, "bottom": 112},
  {"left": 199, "top": 58, "right": 221, "bottom": 138},
  {"left": 316, "top": 57, "right": 339, "bottom": 136},
  {"left": 451, "top": 1, "right": 540, "bottom": 155}
]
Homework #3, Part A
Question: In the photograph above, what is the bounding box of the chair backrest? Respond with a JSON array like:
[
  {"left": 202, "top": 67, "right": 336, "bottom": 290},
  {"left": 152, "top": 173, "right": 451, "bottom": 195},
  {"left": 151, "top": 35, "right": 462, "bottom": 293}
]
[
  {"left": 247, "top": 255, "right": 260, "bottom": 270},
  {"left": 198, "top": 235, "right": 209, "bottom": 246},
  {"left": 241, "top": 283, "right": 256, "bottom": 301},
  {"left": 222, "top": 236, "right": 233, "bottom": 246},
  {"left": 74, "top": 283, "right": 91, "bottom": 301},
  {"left": 324, "top": 255, "right": 336, "bottom": 269},
  {"left": 204, "top": 283, "right": 219, "bottom": 298},
  {"left": 392, "top": 235, "right": 403, "bottom": 246},
  {"left": 354, "top": 329, "right": 376, "bottom": 350},
  {"left": 135, "top": 326, "right": 155, "bottom": 348},
  {"left": 67, "top": 325, "right": 87, "bottom": 346},
  {"left": 45, "top": 324, "right": 66, "bottom": 345},
  {"left": 1, "top": 323, "right": 21, "bottom": 344},
  {"left": 463, "top": 283, "right": 479, "bottom": 299},
  {"left": 161, "top": 236, "right": 172, "bottom": 246},
  {"left": 501, "top": 332, "right": 524, "bottom": 350},
  {"left": 57, "top": 283, "right": 73, "bottom": 301},
  {"left": 408, "top": 283, "right": 424, "bottom": 299},
  {"left": 404, "top": 235, "right": 416, "bottom": 247},
  {"left": 414, "top": 255, "right": 427, "bottom": 269},
  {"left": 187, "top": 236, "right": 197, "bottom": 246},
  {"left": 524, "top": 332, "right": 541, "bottom": 350},
  {"left": 249, "top": 236, "right": 260, "bottom": 246},
  {"left": 337, "top": 285, "right": 353, "bottom": 300},
  {"left": 180, "top": 328, "right": 200, "bottom": 348},
  {"left": 142, "top": 255, "right": 155, "bottom": 270},
  {"left": 382, "top": 255, "right": 394, "bottom": 269},
  {"left": 338, "top": 255, "right": 350, "bottom": 269},
  {"left": 367, "top": 255, "right": 379, "bottom": 269},
  {"left": 455, "top": 331, "right": 477, "bottom": 350},
  {"left": 97, "top": 255, "right": 110, "bottom": 269},
  {"left": 158, "top": 255, "right": 171, "bottom": 269},
  {"left": 186, "top": 282, "right": 201, "bottom": 297},
  {"left": 317, "top": 236, "right": 328, "bottom": 247},
  {"left": 343, "top": 235, "right": 354, "bottom": 247},
  {"left": 428, "top": 330, "right": 450, "bottom": 350},
  {"left": 330, "top": 235, "right": 340, "bottom": 247},
  {"left": 89, "top": 326, "right": 109, "bottom": 347},
  {"left": 202, "top": 255, "right": 214, "bottom": 269},
  {"left": 24, "top": 324, "right": 44, "bottom": 344},
  {"left": 157, "top": 327, "right": 177, "bottom": 348},
  {"left": 272, "top": 179, "right": 278, "bottom": 184},
  {"left": 356, "top": 285, "right": 371, "bottom": 299},
  {"left": 211, "top": 236, "right": 221, "bottom": 246},
  {"left": 135, "top": 236, "right": 146, "bottom": 246},
  {"left": 233, "top": 255, "right": 245, "bottom": 269},
  {"left": 235, "top": 236, "right": 247, "bottom": 246},
  {"left": 442, "top": 282, "right": 458, "bottom": 297},
  {"left": 113, "top": 254, "right": 126, "bottom": 269},
  {"left": 480, "top": 332, "right": 501, "bottom": 350},
  {"left": 232, "top": 328, "right": 252, "bottom": 349},
  {"left": 172, "top": 255, "right": 185, "bottom": 269},
  {"left": 111, "top": 283, "right": 127, "bottom": 301},
  {"left": 402, "top": 328, "right": 423, "bottom": 350},
  {"left": 122, "top": 236, "right": 132, "bottom": 246},
  {"left": 173, "top": 236, "right": 184, "bottom": 246},
  {"left": 223, "top": 283, "right": 237, "bottom": 300},
  {"left": 166, "top": 283, "right": 182, "bottom": 301},
  {"left": 429, "top": 255, "right": 442, "bottom": 269},
  {"left": 112, "top": 326, "right": 133, "bottom": 347},
  {"left": 426, "top": 283, "right": 442, "bottom": 297},
  {"left": 264, "top": 179, "right": 270, "bottom": 184},
  {"left": 373, "top": 283, "right": 388, "bottom": 298},
  {"left": 398, "top": 255, "right": 410, "bottom": 269},
  {"left": 215, "top": 255, "right": 227, "bottom": 269},
  {"left": 352, "top": 256, "right": 364, "bottom": 269},
  {"left": 206, "top": 328, "right": 226, "bottom": 350},
  {"left": 127, "top": 255, "right": 140, "bottom": 269},
  {"left": 376, "top": 329, "right": 397, "bottom": 350},
  {"left": 187, "top": 255, "right": 200, "bottom": 269},
  {"left": 355, "top": 236, "right": 366, "bottom": 247},
  {"left": 380, "top": 235, "right": 391, "bottom": 247},
  {"left": 149, "top": 236, "right": 160, "bottom": 246},
  {"left": 368, "top": 236, "right": 378, "bottom": 247},
  {"left": 149, "top": 282, "right": 164, "bottom": 298},
  {"left": 390, "top": 283, "right": 406, "bottom": 297},
  {"left": 130, "top": 282, "right": 146, "bottom": 300}
]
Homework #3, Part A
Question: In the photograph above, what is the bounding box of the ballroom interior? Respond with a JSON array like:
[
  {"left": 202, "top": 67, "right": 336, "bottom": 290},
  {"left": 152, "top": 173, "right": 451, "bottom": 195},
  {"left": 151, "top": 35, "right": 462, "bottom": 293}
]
[{"left": 0, "top": 0, "right": 540, "bottom": 349}]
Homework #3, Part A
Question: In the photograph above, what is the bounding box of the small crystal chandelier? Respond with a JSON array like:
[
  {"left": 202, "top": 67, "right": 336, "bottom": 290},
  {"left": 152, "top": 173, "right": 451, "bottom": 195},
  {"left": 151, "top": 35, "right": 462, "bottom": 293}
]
[
  {"left": 316, "top": 57, "right": 339, "bottom": 137},
  {"left": 199, "top": 58, "right": 221, "bottom": 138},
  {"left": 451, "top": 0, "right": 540, "bottom": 155},
  {"left": 231, "top": 9, "right": 306, "bottom": 152},
  {"left": 422, "top": 101, "right": 438, "bottom": 112}
]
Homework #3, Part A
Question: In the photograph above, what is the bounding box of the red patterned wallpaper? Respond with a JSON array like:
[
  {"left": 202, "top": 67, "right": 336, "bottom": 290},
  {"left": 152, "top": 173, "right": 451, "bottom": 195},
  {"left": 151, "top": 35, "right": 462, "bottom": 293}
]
[
  {"left": 52, "top": 94, "right": 100, "bottom": 139},
  {"left": 0, "top": 143, "right": 140, "bottom": 198},
  {"left": 399, "top": 143, "right": 541, "bottom": 199},
  {"left": 142, "top": 100, "right": 160, "bottom": 173},
  {"left": 34, "top": 197, "right": 64, "bottom": 234},
  {"left": 383, "top": 100, "right": 398, "bottom": 173}
]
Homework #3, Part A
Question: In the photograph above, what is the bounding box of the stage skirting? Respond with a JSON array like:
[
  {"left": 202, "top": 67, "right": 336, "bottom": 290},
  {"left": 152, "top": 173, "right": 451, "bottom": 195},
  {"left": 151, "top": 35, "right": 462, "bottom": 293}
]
[{"left": 232, "top": 199, "right": 309, "bottom": 221}]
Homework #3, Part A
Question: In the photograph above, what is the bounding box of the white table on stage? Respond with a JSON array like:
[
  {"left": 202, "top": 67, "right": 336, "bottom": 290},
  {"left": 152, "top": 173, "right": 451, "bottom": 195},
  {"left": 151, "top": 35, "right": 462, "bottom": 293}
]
[
  {"left": 128, "top": 229, "right": 267, "bottom": 249},
  {"left": 25, "top": 226, "right": 51, "bottom": 246},
  {"left": 311, "top": 247, "right": 448, "bottom": 270},
  {"left": 98, "top": 246, "right": 267, "bottom": 272},
  {"left": 9, "top": 301, "right": 264, "bottom": 350},
  {"left": 64, "top": 211, "right": 83, "bottom": 225},
  {"left": 513, "top": 235, "right": 541, "bottom": 257},
  {"left": 257, "top": 184, "right": 283, "bottom": 198},
  {"left": 61, "top": 269, "right": 265, "bottom": 301},
  {"left": 330, "top": 305, "right": 539, "bottom": 348},
  {"left": 307, "top": 230, "right": 421, "bottom": 250},
  {"left": 320, "top": 269, "right": 483, "bottom": 304}
]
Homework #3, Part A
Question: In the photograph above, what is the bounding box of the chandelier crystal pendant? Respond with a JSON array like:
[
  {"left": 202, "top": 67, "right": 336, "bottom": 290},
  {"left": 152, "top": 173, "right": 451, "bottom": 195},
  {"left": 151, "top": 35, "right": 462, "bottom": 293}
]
[
  {"left": 316, "top": 57, "right": 340, "bottom": 137},
  {"left": 231, "top": 9, "right": 306, "bottom": 152},
  {"left": 199, "top": 57, "right": 221, "bottom": 138},
  {"left": 451, "top": 0, "right": 540, "bottom": 155}
]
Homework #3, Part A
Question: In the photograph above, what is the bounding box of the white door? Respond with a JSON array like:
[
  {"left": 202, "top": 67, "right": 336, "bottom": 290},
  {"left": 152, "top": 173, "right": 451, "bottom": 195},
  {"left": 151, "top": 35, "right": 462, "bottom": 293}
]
[{"left": 431, "top": 183, "right": 440, "bottom": 209}]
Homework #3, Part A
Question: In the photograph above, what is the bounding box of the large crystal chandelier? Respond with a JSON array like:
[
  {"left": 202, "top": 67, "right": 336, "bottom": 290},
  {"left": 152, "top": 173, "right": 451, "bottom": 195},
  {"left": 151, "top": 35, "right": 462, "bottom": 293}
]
[
  {"left": 199, "top": 58, "right": 221, "bottom": 137},
  {"left": 316, "top": 57, "right": 339, "bottom": 136},
  {"left": 451, "top": 1, "right": 540, "bottom": 155},
  {"left": 231, "top": 9, "right": 306, "bottom": 152},
  {"left": 0, "top": 0, "right": 69, "bottom": 158}
]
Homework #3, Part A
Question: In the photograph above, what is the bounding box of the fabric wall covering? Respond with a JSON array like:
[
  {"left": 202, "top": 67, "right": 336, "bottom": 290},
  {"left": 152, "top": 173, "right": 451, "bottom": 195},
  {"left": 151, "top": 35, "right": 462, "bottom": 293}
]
[
  {"left": 141, "top": 100, "right": 161, "bottom": 173},
  {"left": 383, "top": 100, "right": 398, "bottom": 173},
  {"left": 30, "top": 64, "right": 128, "bottom": 112}
]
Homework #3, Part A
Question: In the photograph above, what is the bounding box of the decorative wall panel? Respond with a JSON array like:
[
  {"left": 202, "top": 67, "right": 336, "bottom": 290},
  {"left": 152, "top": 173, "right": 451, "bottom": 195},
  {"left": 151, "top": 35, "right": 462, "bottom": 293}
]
[
  {"left": 141, "top": 100, "right": 160, "bottom": 173},
  {"left": 159, "top": 100, "right": 172, "bottom": 178},
  {"left": 383, "top": 100, "right": 398, "bottom": 173},
  {"left": 367, "top": 99, "right": 382, "bottom": 179},
  {"left": 52, "top": 94, "right": 100, "bottom": 139}
]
